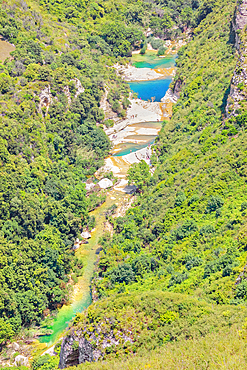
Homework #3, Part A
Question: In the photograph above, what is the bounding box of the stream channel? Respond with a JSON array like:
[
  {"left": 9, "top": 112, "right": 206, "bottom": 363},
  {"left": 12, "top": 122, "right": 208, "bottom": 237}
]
[{"left": 37, "top": 50, "right": 176, "bottom": 353}]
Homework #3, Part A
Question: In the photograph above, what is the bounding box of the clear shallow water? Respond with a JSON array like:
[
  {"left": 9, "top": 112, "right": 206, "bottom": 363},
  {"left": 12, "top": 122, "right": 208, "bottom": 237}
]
[
  {"left": 124, "top": 134, "right": 156, "bottom": 141},
  {"left": 113, "top": 122, "right": 162, "bottom": 156},
  {"left": 129, "top": 77, "right": 172, "bottom": 102},
  {"left": 129, "top": 121, "right": 162, "bottom": 129},
  {"left": 39, "top": 294, "right": 92, "bottom": 344},
  {"left": 132, "top": 52, "right": 176, "bottom": 69},
  {"left": 114, "top": 136, "right": 155, "bottom": 157}
]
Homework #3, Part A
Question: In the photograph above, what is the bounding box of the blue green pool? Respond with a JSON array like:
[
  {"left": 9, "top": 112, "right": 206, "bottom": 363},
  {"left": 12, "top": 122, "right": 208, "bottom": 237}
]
[
  {"left": 113, "top": 136, "right": 156, "bottom": 157},
  {"left": 39, "top": 294, "right": 92, "bottom": 344},
  {"left": 128, "top": 77, "right": 172, "bottom": 102}
]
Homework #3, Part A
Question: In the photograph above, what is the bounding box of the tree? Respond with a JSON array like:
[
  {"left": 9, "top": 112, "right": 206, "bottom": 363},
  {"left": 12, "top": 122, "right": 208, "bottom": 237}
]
[
  {"left": 0, "top": 73, "right": 11, "bottom": 93},
  {"left": 235, "top": 281, "right": 247, "bottom": 301},
  {"left": 127, "top": 160, "right": 151, "bottom": 192},
  {"left": 101, "top": 22, "right": 143, "bottom": 57},
  {"left": 180, "top": 7, "right": 194, "bottom": 28},
  {"left": 0, "top": 318, "right": 14, "bottom": 344}
]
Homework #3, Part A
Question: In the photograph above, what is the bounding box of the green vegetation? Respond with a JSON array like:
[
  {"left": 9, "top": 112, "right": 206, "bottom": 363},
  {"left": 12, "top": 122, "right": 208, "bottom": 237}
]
[
  {"left": 1, "top": 0, "right": 247, "bottom": 369},
  {"left": 94, "top": 0, "right": 242, "bottom": 306},
  {"left": 157, "top": 46, "right": 167, "bottom": 56},
  {"left": 31, "top": 354, "right": 59, "bottom": 370},
  {"left": 63, "top": 0, "right": 247, "bottom": 368},
  {"left": 69, "top": 325, "right": 247, "bottom": 369},
  {"left": 70, "top": 291, "right": 247, "bottom": 362},
  {"left": 0, "top": 0, "right": 147, "bottom": 341},
  {"left": 0, "top": 0, "right": 207, "bottom": 350}
]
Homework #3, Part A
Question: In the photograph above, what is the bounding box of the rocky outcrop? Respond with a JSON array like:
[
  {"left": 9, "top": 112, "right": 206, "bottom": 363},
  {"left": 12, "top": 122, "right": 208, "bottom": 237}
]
[
  {"left": 161, "top": 88, "right": 178, "bottom": 104},
  {"left": 59, "top": 323, "right": 134, "bottom": 368},
  {"left": 14, "top": 355, "right": 29, "bottom": 367},
  {"left": 59, "top": 334, "right": 94, "bottom": 369},
  {"left": 226, "top": 0, "right": 247, "bottom": 117},
  {"left": 172, "top": 77, "right": 183, "bottom": 98},
  {"left": 38, "top": 78, "right": 84, "bottom": 117},
  {"left": 38, "top": 85, "right": 53, "bottom": 115},
  {"left": 73, "top": 78, "right": 84, "bottom": 99},
  {"left": 235, "top": 262, "right": 247, "bottom": 285},
  {"left": 115, "top": 63, "right": 162, "bottom": 81}
]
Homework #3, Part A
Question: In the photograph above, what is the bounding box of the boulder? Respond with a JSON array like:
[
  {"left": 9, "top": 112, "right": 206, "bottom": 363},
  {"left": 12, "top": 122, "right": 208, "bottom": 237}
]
[
  {"left": 98, "top": 178, "right": 113, "bottom": 189},
  {"left": 12, "top": 342, "right": 20, "bottom": 351},
  {"left": 15, "top": 355, "right": 29, "bottom": 367},
  {"left": 81, "top": 231, "right": 91, "bottom": 239},
  {"left": 85, "top": 183, "right": 95, "bottom": 191}
]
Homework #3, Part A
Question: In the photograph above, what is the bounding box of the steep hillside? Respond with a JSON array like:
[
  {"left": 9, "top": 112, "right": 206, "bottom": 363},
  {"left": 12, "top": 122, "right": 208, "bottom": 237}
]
[
  {"left": 1, "top": 0, "right": 247, "bottom": 369},
  {"left": 55, "top": 0, "right": 247, "bottom": 369},
  {"left": 93, "top": 0, "right": 242, "bottom": 307},
  {"left": 61, "top": 291, "right": 247, "bottom": 368},
  {"left": 0, "top": 0, "right": 207, "bottom": 346},
  {"left": 0, "top": 0, "right": 141, "bottom": 343}
]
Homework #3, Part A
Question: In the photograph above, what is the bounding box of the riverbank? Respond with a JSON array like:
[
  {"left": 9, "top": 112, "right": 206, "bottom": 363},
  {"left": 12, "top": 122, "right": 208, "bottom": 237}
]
[
  {"left": 105, "top": 99, "right": 162, "bottom": 137},
  {"left": 115, "top": 63, "right": 174, "bottom": 81},
  {"left": 133, "top": 39, "right": 186, "bottom": 56}
]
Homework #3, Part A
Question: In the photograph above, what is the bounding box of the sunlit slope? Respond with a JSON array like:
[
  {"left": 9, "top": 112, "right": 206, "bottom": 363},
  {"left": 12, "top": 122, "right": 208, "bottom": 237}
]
[{"left": 62, "top": 1, "right": 247, "bottom": 368}]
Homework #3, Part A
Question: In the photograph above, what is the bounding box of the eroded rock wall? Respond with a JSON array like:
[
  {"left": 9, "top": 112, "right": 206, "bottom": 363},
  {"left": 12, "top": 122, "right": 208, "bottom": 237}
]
[
  {"left": 59, "top": 333, "right": 94, "bottom": 369},
  {"left": 59, "top": 322, "right": 134, "bottom": 368}
]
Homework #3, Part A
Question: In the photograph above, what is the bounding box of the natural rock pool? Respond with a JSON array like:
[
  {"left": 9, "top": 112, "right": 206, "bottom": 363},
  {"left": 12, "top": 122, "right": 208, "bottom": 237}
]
[
  {"left": 113, "top": 136, "right": 156, "bottom": 157},
  {"left": 128, "top": 76, "right": 172, "bottom": 102},
  {"left": 113, "top": 121, "right": 162, "bottom": 157}
]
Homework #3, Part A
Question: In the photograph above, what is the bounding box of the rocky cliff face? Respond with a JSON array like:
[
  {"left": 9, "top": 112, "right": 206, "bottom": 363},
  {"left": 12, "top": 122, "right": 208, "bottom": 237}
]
[
  {"left": 59, "top": 332, "right": 94, "bottom": 369},
  {"left": 59, "top": 319, "right": 134, "bottom": 368},
  {"left": 226, "top": 0, "right": 247, "bottom": 117},
  {"left": 38, "top": 78, "right": 84, "bottom": 117}
]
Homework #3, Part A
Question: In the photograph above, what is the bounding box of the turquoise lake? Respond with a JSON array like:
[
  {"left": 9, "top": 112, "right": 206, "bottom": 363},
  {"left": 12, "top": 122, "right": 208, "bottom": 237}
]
[{"left": 128, "top": 77, "right": 172, "bottom": 102}]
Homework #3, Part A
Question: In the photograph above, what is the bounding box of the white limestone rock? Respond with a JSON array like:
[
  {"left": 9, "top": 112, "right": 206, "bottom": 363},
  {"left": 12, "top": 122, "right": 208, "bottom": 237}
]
[
  {"left": 81, "top": 231, "right": 91, "bottom": 239},
  {"left": 98, "top": 178, "right": 113, "bottom": 189},
  {"left": 15, "top": 355, "right": 29, "bottom": 367}
]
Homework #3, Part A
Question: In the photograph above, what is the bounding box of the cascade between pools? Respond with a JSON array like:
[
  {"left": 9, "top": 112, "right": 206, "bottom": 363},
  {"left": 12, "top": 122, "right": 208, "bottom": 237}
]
[{"left": 36, "top": 50, "right": 176, "bottom": 354}]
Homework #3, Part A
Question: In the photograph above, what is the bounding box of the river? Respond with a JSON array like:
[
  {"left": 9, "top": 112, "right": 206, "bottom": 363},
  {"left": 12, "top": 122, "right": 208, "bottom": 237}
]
[{"left": 36, "top": 50, "right": 176, "bottom": 353}]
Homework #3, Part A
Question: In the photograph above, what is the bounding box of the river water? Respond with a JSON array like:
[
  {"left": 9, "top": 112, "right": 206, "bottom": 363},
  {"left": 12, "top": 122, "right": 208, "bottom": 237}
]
[
  {"left": 38, "top": 191, "right": 126, "bottom": 346},
  {"left": 129, "top": 77, "right": 172, "bottom": 102},
  {"left": 37, "top": 51, "right": 175, "bottom": 349}
]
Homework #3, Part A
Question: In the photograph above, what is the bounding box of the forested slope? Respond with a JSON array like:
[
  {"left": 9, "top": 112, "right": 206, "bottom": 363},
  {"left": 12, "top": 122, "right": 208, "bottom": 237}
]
[
  {"left": 0, "top": 0, "right": 141, "bottom": 341},
  {"left": 94, "top": 0, "right": 244, "bottom": 309},
  {"left": 1, "top": 0, "right": 247, "bottom": 369},
  {"left": 59, "top": 0, "right": 247, "bottom": 368},
  {"left": 0, "top": 0, "right": 206, "bottom": 347}
]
